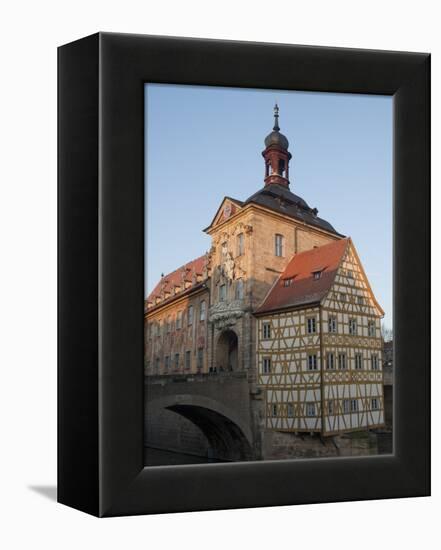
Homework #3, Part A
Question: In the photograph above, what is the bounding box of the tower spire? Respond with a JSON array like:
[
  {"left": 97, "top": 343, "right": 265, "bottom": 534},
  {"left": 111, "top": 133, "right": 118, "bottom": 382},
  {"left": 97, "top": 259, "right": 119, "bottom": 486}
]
[
  {"left": 262, "top": 104, "right": 292, "bottom": 188},
  {"left": 273, "top": 103, "right": 280, "bottom": 131}
]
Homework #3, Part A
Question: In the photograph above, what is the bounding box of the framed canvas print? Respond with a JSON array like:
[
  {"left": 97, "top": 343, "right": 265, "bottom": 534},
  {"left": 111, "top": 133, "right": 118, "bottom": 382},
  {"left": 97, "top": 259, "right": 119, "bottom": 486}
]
[{"left": 58, "top": 33, "right": 430, "bottom": 517}]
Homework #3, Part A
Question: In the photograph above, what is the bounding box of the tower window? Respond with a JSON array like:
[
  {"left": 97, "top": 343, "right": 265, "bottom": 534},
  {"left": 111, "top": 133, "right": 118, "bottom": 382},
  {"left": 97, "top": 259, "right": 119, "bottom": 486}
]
[
  {"left": 278, "top": 159, "right": 285, "bottom": 176},
  {"left": 237, "top": 233, "right": 244, "bottom": 256},
  {"left": 275, "top": 234, "right": 284, "bottom": 257}
]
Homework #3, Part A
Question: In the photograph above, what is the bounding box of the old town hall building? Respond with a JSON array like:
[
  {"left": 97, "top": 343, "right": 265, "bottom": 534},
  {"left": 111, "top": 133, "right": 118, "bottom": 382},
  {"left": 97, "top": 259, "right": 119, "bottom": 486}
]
[{"left": 145, "top": 105, "right": 385, "bottom": 449}]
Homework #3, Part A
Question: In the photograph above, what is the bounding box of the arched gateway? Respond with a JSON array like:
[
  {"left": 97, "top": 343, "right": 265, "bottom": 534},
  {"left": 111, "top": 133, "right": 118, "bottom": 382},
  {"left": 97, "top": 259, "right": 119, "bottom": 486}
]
[{"left": 215, "top": 329, "right": 239, "bottom": 372}]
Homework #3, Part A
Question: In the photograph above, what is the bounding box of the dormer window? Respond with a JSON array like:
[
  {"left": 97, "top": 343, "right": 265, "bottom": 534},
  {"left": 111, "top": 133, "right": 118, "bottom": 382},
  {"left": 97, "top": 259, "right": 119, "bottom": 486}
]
[
  {"left": 313, "top": 270, "right": 322, "bottom": 280},
  {"left": 283, "top": 276, "right": 295, "bottom": 287}
]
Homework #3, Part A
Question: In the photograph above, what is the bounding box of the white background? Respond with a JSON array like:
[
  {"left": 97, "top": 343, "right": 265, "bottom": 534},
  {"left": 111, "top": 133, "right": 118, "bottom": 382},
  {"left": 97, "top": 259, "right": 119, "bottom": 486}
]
[{"left": 0, "top": 1, "right": 438, "bottom": 548}]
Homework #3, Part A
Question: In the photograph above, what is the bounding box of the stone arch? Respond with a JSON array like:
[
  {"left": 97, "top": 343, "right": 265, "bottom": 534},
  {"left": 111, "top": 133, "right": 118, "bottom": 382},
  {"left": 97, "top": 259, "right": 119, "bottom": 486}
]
[
  {"left": 146, "top": 394, "right": 254, "bottom": 461},
  {"left": 215, "top": 329, "right": 239, "bottom": 372}
]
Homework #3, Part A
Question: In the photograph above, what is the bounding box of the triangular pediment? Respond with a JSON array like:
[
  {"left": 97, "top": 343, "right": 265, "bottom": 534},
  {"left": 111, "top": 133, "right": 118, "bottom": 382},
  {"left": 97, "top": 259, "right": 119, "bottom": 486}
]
[{"left": 204, "top": 196, "right": 244, "bottom": 233}]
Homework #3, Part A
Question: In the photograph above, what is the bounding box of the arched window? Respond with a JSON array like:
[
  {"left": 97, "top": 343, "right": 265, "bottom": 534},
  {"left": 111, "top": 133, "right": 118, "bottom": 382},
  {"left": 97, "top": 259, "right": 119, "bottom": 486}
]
[
  {"left": 275, "top": 234, "right": 284, "bottom": 257},
  {"left": 278, "top": 159, "right": 285, "bottom": 176}
]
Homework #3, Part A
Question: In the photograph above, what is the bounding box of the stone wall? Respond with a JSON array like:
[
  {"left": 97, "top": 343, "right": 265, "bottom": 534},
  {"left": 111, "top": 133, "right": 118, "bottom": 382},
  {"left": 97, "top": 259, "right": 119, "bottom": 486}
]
[{"left": 262, "top": 429, "right": 379, "bottom": 460}]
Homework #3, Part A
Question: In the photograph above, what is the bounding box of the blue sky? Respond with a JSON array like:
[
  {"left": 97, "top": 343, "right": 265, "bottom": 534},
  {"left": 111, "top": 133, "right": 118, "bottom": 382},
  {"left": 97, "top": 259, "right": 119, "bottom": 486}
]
[{"left": 145, "top": 84, "right": 393, "bottom": 328}]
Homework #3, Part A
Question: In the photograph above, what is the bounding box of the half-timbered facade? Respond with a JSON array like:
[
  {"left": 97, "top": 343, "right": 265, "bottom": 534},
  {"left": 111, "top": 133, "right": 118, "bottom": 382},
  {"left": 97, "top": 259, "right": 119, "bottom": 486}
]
[{"left": 255, "top": 238, "right": 385, "bottom": 435}]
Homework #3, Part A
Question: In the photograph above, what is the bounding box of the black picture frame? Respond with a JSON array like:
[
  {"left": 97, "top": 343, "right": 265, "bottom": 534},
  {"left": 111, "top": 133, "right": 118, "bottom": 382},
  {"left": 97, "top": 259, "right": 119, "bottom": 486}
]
[{"left": 58, "top": 32, "right": 430, "bottom": 517}]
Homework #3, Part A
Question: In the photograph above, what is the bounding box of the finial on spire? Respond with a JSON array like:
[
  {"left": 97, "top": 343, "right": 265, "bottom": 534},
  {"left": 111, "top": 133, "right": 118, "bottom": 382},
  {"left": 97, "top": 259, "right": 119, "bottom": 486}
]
[{"left": 273, "top": 103, "right": 280, "bottom": 131}]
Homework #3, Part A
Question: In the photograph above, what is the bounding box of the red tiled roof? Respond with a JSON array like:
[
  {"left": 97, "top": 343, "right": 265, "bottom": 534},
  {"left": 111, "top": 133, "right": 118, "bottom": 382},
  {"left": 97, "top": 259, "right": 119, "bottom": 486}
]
[
  {"left": 147, "top": 255, "right": 207, "bottom": 307},
  {"left": 255, "top": 238, "right": 349, "bottom": 314}
]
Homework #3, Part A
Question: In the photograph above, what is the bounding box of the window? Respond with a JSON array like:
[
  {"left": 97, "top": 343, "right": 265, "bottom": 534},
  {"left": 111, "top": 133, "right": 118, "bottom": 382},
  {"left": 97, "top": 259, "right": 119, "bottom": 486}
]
[
  {"left": 272, "top": 404, "right": 278, "bottom": 417},
  {"left": 350, "top": 399, "right": 358, "bottom": 412},
  {"left": 278, "top": 158, "right": 286, "bottom": 176},
  {"left": 262, "top": 357, "right": 271, "bottom": 374},
  {"left": 275, "top": 234, "right": 284, "bottom": 257},
  {"left": 219, "top": 284, "right": 226, "bottom": 302},
  {"left": 328, "top": 316, "right": 337, "bottom": 333},
  {"left": 176, "top": 311, "right": 182, "bottom": 330},
  {"left": 197, "top": 348, "right": 203, "bottom": 371},
  {"left": 306, "top": 403, "right": 316, "bottom": 417},
  {"left": 355, "top": 353, "right": 363, "bottom": 370},
  {"left": 200, "top": 300, "right": 206, "bottom": 322},
  {"left": 357, "top": 296, "right": 364, "bottom": 305},
  {"left": 185, "top": 350, "right": 191, "bottom": 370},
  {"left": 307, "top": 317, "right": 316, "bottom": 334},
  {"left": 307, "top": 354, "right": 318, "bottom": 371},
  {"left": 326, "top": 352, "right": 335, "bottom": 370},
  {"left": 155, "top": 357, "right": 160, "bottom": 374},
  {"left": 349, "top": 318, "right": 357, "bottom": 335},
  {"left": 368, "top": 320, "right": 376, "bottom": 337},
  {"left": 164, "top": 356, "right": 170, "bottom": 371},
  {"left": 283, "top": 277, "right": 293, "bottom": 287},
  {"left": 327, "top": 400, "right": 334, "bottom": 415},
  {"left": 174, "top": 353, "right": 179, "bottom": 371},
  {"left": 371, "top": 354, "right": 379, "bottom": 370},
  {"left": 338, "top": 353, "right": 347, "bottom": 370},
  {"left": 343, "top": 399, "right": 350, "bottom": 414},
  {"left": 313, "top": 270, "right": 322, "bottom": 280},
  {"left": 187, "top": 305, "right": 194, "bottom": 326},
  {"left": 371, "top": 398, "right": 379, "bottom": 410},
  {"left": 287, "top": 403, "right": 294, "bottom": 418},
  {"left": 237, "top": 233, "right": 244, "bottom": 256},
  {"left": 347, "top": 270, "right": 354, "bottom": 279},
  {"left": 167, "top": 316, "right": 172, "bottom": 333},
  {"left": 235, "top": 279, "right": 244, "bottom": 300},
  {"left": 340, "top": 293, "right": 347, "bottom": 302},
  {"left": 262, "top": 322, "right": 271, "bottom": 339}
]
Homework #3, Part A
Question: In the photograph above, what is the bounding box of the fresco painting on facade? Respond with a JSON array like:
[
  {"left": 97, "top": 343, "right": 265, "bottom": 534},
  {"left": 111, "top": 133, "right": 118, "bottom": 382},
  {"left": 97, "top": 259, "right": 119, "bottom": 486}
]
[{"left": 144, "top": 92, "right": 392, "bottom": 465}]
